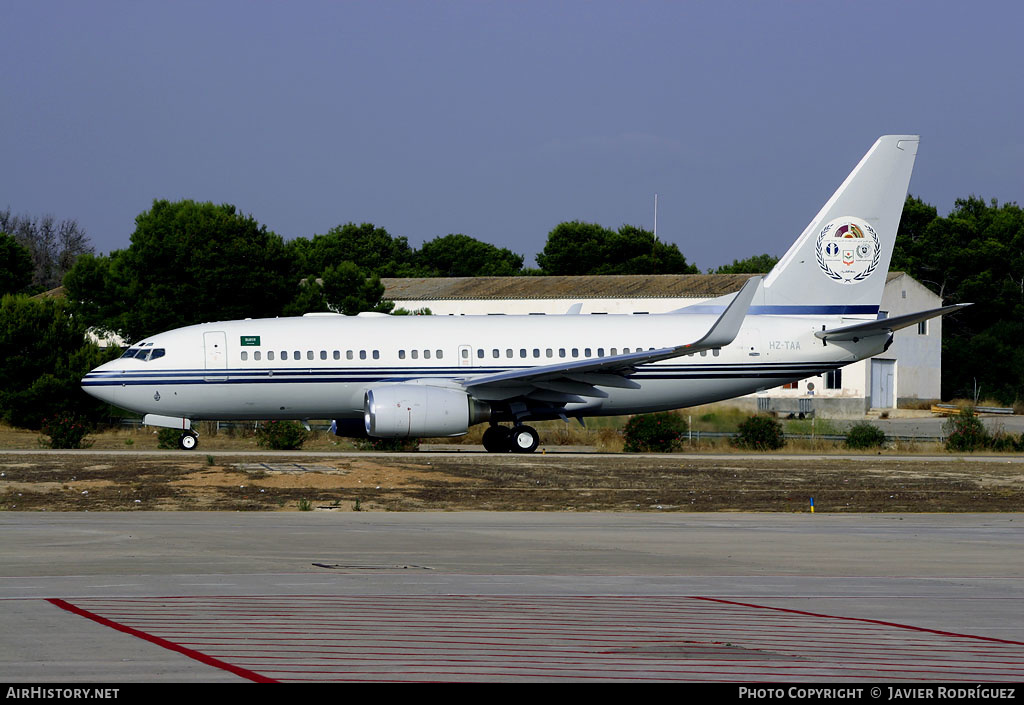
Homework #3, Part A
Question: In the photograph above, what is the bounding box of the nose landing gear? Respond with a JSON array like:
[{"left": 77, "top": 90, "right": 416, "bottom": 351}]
[{"left": 178, "top": 431, "right": 199, "bottom": 450}]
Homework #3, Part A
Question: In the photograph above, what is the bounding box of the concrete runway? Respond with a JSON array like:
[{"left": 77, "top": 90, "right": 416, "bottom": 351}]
[{"left": 2, "top": 511, "right": 1024, "bottom": 683}]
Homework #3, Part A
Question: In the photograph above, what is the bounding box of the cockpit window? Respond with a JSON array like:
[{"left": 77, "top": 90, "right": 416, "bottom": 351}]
[{"left": 120, "top": 347, "right": 165, "bottom": 361}]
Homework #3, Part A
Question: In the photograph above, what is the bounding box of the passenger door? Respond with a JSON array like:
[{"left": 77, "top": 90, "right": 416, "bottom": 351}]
[{"left": 203, "top": 331, "right": 228, "bottom": 382}]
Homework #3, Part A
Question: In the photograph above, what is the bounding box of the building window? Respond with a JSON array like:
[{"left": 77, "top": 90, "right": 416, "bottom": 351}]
[
  {"left": 826, "top": 369, "right": 842, "bottom": 389},
  {"left": 918, "top": 320, "right": 928, "bottom": 335},
  {"left": 782, "top": 381, "right": 798, "bottom": 389}
]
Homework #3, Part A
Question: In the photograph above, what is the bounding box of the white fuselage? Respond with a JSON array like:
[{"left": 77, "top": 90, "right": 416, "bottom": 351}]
[{"left": 81, "top": 311, "right": 885, "bottom": 425}]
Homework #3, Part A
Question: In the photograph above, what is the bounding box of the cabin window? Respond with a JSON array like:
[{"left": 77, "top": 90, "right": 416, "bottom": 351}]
[
  {"left": 461, "top": 349, "right": 469, "bottom": 359},
  {"left": 294, "top": 350, "right": 300, "bottom": 360},
  {"left": 333, "top": 350, "right": 340, "bottom": 360},
  {"left": 399, "top": 350, "right": 406, "bottom": 359},
  {"left": 520, "top": 349, "right": 527, "bottom": 358},
  {"left": 597, "top": 348, "right": 604, "bottom": 357},
  {"left": 700, "top": 350, "right": 707, "bottom": 357},
  {"left": 610, "top": 348, "right": 617, "bottom": 356},
  {"left": 623, "top": 348, "right": 630, "bottom": 354},
  {"left": 558, "top": 348, "right": 566, "bottom": 358},
  {"left": 572, "top": 348, "right": 579, "bottom": 357},
  {"left": 150, "top": 349, "right": 165, "bottom": 360},
  {"left": 346, "top": 350, "right": 353, "bottom": 360},
  {"left": 240, "top": 351, "right": 248, "bottom": 361},
  {"left": 373, "top": 350, "right": 380, "bottom": 359},
  {"left": 411, "top": 350, "right": 419, "bottom": 359},
  {"left": 305, "top": 350, "right": 312, "bottom": 360},
  {"left": 424, "top": 350, "right": 431, "bottom": 359},
  {"left": 492, "top": 349, "right": 500, "bottom": 358},
  {"left": 585, "top": 348, "right": 592, "bottom": 357},
  {"left": 359, "top": 350, "right": 367, "bottom": 360},
  {"left": 545, "top": 348, "right": 552, "bottom": 358},
  {"left": 320, "top": 350, "right": 327, "bottom": 360},
  {"left": 267, "top": 351, "right": 274, "bottom": 361},
  {"left": 506, "top": 349, "right": 513, "bottom": 358},
  {"left": 712, "top": 349, "right": 720, "bottom": 357},
  {"left": 477, "top": 349, "right": 484, "bottom": 359},
  {"left": 254, "top": 351, "right": 261, "bottom": 361},
  {"left": 533, "top": 348, "right": 540, "bottom": 358},
  {"left": 120, "top": 348, "right": 139, "bottom": 358},
  {"left": 281, "top": 351, "right": 288, "bottom": 360}
]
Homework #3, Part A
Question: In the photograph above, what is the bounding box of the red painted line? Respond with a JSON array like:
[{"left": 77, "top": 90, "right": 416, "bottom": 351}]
[
  {"left": 47, "top": 598, "right": 276, "bottom": 683},
  {"left": 689, "top": 596, "right": 1024, "bottom": 646}
]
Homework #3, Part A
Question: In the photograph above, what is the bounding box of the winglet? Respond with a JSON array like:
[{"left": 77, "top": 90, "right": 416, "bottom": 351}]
[{"left": 685, "top": 276, "right": 761, "bottom": 351}]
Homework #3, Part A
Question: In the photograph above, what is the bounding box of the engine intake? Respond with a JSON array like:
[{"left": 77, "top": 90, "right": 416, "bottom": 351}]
[{"left": 364, "top": 385, "right": 490, "bottom": 438}]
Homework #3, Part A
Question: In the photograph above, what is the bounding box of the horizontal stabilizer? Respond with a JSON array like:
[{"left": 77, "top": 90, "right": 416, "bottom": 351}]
[{"left": 814, "top": 303, "right": 971, "bottom": 342}]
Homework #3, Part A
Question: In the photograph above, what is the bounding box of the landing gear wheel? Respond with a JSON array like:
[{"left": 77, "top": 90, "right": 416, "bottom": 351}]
[
  {"left": 509, "top": 425, "right": 539, "bottom": 453},
  {"left": 482, "top": 425, "right": 511, "bottom": 453},
  {"left": 178, "top": 432, "right": 199, "bottom": 450}
]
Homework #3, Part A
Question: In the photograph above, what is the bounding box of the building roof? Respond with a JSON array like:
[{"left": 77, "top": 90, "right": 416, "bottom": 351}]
[
  {"left": 382, "top": 272, "right": 906, "bottom": 302},
  {"left": 382, "top": 274, "right": 755, "bottom": 301}
]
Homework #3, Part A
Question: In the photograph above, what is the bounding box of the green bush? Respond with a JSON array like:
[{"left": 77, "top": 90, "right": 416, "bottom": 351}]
[
  {"left": 157, "top": 428, "right": 180, "bottom": 449},
  {"left": 353, "top": 436, "right": 419, "bottom": 452},
  {"left": 943, "top": 407, "right": 989, "bottom": 452},
  {"left": 731, "top": 415, "right": 786, "bottom": 451},
  {"left": 844, "top": 422, "right": 887, "bottom": 449},
  {"left": 622, "top": 412, "right": 688, "bottom": 452},
  {"left": 256, "top": 420, "right": 309, "bottom": 450},
  {"left": 39, "top": 415, "right": 93, "bottom": 449}
]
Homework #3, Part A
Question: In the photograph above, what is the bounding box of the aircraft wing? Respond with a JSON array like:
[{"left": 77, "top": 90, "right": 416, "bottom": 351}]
[
  {"left": 814, "top": 303, "right": 971, "bottom": 343},
  {"left": 462, "top": 276, "right": 761, "bottom": 403}
]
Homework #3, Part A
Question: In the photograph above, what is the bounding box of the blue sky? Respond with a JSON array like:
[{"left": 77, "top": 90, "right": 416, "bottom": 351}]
[{"left": 2, "top": 0, "right": 1021, "bottom": 270}]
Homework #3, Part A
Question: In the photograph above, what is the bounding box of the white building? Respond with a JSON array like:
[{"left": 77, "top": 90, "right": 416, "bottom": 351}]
[{"left": 382, "top": 272, "right": 944, "bottom": 417}]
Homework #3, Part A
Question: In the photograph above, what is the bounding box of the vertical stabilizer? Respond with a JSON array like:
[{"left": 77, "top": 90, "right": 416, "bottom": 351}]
[{"left": 761, "top": 135, "right": 919, "bottom": 317}]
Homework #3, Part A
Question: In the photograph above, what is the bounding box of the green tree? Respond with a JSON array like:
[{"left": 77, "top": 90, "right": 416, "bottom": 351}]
[
  {"left": 0, "top": 294, "right": 116, "bottom": 429},
  {"left": 297, "top": 222, "right": 415, "bottom": 277},
  {"left": 282, "top": 264, "right": 394, "bottom": 316},
  {"left": 536, "top": 221, "right": 698, "bottom": 275},
  {"left": 892, "top": 195, "right": 1024, "bottom": 403},
  {"left": 714, "top": 253, "right": 779, "bottom": 274},
  {"left": 65, "top": 200, "right": 294, "bottom": 343},
  {"left": 412, "top": 234, "right": 524, "bottom": 277},
  {"left": 0, "top": 233, "right": 33, "bottom": 295}
]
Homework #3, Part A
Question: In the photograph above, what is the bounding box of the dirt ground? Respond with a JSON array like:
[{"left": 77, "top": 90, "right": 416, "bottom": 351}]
[{"left": 3, "top": 449, "right": 1023, "bottom": 513}]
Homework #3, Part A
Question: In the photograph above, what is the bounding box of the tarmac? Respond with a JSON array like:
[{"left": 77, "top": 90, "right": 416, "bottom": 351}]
[{"left": 2, "top": 510, "right": 1024, "bottom": 682}]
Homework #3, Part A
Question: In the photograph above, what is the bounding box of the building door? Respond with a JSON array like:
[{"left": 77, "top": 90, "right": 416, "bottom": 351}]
[{"left": 871, "top": 359, "right": 895, "bottom": 408}]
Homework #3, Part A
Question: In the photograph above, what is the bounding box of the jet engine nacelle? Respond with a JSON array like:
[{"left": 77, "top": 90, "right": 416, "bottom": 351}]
[{"left": 364, "top": 385, "right": 490, "bottom": 438}]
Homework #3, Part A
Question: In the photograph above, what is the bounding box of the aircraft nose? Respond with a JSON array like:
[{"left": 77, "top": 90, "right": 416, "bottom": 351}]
[{"left": 81, "top": 364, "right": 120, "bottom": 406}]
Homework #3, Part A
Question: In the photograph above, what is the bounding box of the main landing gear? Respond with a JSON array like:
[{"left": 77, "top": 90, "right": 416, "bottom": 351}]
[
  {"left": 178, "top": 431, "right": 199, "bottom": 450},
  {"left": 482, "top": 424, "right": 539, "bottom": 453}
]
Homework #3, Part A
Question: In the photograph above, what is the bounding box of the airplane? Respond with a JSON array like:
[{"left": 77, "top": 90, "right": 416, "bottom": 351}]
[{"left": 81, "top": 135, "right": 968, "bottom": 452}]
